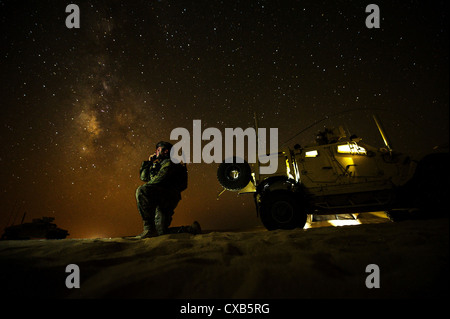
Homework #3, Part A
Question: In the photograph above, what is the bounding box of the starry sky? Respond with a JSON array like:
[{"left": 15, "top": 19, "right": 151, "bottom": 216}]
[{"left": 1, "top": 0, "right": 448, "bottom": 238}]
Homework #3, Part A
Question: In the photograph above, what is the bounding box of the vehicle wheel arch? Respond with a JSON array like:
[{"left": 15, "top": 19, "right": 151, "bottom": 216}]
[{"left": 256, "top": 175, "right": 299, "bottom": 194}]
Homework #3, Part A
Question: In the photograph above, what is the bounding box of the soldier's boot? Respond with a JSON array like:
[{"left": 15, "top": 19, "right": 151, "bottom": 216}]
[
  {"left": 155, "top": 207, "right": 172, "bottom": 236},
  {"left": 187, "top": 221, "right": 202, "bottom": 234},
  {"left": 170, "top": 221, "right": 202, "bottom": 235},
  {"left": 137, "top": 220, "right": 157, "bottom": 239}
]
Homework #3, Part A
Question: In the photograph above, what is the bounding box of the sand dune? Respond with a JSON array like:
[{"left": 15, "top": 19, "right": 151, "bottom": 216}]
[{"left": 0, "top": 215, "right": 448, "bottom": 299}]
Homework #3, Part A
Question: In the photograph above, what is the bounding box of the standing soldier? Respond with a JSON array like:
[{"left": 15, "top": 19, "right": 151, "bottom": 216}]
[{"left": 135, "top": 141, "right": 200, "bottom": 238}]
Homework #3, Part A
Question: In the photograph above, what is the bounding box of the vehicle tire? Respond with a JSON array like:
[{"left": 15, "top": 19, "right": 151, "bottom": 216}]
[
  {"left": 386, "top": 208, "right": 423, "bottom": 222},
  {"left": 259, "top": 191, "right": 307, "bottom": 230},
  {"left": 414, "top": 153, "right": 449, "bottom": 216},
  {"left": 217, "top": 157, "right": 252, "bottom": 191}
]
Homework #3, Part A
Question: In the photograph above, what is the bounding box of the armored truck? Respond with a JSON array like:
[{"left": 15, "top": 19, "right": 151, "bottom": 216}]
[{"left": 217, "top": 116, "right": 448, "bottom": 230}]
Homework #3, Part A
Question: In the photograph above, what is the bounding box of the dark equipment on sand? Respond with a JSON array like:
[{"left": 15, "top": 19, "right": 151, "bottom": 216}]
[{"left": 1, "top": 216, "right": 69, "bottom": 240}]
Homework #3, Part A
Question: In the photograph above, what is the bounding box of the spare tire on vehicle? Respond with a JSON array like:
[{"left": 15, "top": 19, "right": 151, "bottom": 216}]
[{"left": 217, "top": 157, "right": 252, "bottom": 191}]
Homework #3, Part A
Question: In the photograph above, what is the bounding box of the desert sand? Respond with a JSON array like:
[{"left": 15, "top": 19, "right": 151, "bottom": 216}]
[{"left": 0, "top": 213, "right": 448, "bottom": 300}]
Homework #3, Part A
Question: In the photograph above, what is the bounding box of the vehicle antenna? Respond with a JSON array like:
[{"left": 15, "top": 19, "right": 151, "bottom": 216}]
[
  {"left": 372, "top": 114, "right": 393, "bottom": 154},
  {"left": 20, "top": 211, "right": 27, "bottom": 225}
]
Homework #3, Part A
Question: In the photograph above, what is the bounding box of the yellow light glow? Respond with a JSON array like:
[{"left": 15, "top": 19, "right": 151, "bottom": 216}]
[
  {"left": 305, "top": 150, "right": 318, "bottom": 157},
  {"left": 336, "top": 156, "right": 355, "bottom": 172},
  {"left": 337, "top": 143, "right": 367, "bottom": 155},
  {"left": 303, "top": 216, "right": 362, "bottom": 229},
  {"left": 285, "top": 158, "right": 295, "bottom": 179},
  {"left": 328, "top": 219, "right": 361, "bottom": 227}
]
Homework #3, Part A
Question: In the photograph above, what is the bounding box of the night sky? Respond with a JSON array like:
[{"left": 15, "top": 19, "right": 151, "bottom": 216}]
[{"left": 1, "top": 1, "right": 448, "bottom": 238}]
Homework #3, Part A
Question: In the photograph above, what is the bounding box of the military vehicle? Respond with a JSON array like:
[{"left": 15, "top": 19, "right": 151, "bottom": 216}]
[
  {"left": 217, "top": 115, "right": 449, "bottom": 230},
  {"left": 1, "top": 216, "right": 69, "bottom": 240}
]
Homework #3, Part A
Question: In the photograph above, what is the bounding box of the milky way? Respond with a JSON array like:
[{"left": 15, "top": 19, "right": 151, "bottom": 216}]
[{"left": 1, "top": 1, "right": 448, "bottom": 237}]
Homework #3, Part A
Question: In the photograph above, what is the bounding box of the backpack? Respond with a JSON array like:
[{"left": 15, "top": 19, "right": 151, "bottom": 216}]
[{"left": 174, "top": 162, "right": 188, "bottom": 192}]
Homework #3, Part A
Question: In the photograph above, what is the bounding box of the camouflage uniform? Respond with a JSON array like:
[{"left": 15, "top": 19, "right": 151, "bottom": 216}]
[{"left": 136, "top": 156, "right": 182, "bottom": 236}]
